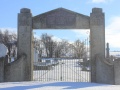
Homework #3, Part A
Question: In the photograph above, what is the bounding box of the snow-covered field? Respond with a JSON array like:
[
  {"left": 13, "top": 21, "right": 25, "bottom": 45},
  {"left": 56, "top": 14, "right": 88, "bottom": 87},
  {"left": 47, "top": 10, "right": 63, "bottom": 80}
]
[
  {"left": 0, "top": 81, "right": 120, "bottom": 90},
  {"left": 33, "top": 59, "right": 90, "bottom": 82}
]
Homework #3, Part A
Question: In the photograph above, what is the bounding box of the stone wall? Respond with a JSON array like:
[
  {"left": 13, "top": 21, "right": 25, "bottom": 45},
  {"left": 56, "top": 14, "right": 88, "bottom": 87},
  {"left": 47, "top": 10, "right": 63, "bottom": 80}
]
[
  {"left": 114, "top": 58, "right": 120, "bottom": 85},
  {"left": 0, "top": 57, "right": 5, "bottom": 82},
  {"left": 95, "top": 54, "right": 114, "bottom": 84},
  {"left": 95, "top": 54, "right": 120, "bottom": 85},
  {"left": 4, "top": 54, "right": 26, "bottom": 82},
  {"left": 0, "top": 53, "right": 27, "bottom": 82}
]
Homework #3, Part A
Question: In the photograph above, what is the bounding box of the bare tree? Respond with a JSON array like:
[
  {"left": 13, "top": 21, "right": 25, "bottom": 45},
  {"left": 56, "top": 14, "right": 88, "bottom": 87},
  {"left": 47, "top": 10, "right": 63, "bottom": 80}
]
[
  {"left": 0, "top": 30, "right": 3, "bottom": 43},
  {"left": 40, "top": 33, "right": 86, "bottom": 59},
  {"left": 41, "top": 33, "right": 56, "bottom": 58},
  {"left": 40, "top": 34, "right": 70, "bottom": 58},
  {"left": 0, "top": 29, "right": 17, "bottom": 56},
  {"left": 54, "top": 40, "right": 69, "bottom": 58},
  {"left": 72, "top": 39, "right": 86, "bottom": 58}
]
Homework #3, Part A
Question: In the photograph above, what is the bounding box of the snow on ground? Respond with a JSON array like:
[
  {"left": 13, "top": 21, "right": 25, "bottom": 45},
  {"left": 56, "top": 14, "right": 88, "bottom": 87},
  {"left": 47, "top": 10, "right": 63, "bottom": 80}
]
[{"left": 0, "top": 81, "right": 120, "bottom": 90}]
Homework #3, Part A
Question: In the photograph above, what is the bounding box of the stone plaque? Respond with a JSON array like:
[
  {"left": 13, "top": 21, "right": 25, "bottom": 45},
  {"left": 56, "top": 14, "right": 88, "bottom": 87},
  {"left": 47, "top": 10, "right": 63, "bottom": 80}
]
[{"left": 46, "top": 10, "right": 76, "bottom": 27}]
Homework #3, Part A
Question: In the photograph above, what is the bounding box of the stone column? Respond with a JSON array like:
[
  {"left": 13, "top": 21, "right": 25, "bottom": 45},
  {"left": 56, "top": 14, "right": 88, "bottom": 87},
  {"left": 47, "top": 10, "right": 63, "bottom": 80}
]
[
  {"left": 90, "top": 8, "right": 105, "bottom": 82},
  {"left": 18, "top": 8, "right": 33, "bottom": 81}
]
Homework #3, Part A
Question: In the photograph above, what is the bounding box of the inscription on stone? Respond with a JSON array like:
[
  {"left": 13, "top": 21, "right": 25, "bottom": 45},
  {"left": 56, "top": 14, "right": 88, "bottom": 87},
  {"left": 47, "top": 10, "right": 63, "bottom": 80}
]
[{"left": 46, "top": 10, "right": 76, "bottom": 27}]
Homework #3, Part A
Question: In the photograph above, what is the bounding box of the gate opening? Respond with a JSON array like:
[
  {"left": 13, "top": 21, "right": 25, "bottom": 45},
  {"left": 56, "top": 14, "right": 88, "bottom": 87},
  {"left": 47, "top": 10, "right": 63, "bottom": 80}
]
[{"left": 33, "top": 29, "right": 90, "bottom": 82}]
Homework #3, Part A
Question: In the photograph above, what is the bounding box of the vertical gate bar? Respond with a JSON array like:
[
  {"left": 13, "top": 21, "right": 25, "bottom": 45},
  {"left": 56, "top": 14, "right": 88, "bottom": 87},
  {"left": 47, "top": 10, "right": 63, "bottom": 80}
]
[
  {"left": 85, "top": 38, "right": 87, "bottom": 82},
  {"left": 72, "top": 44, "right": 73, "bottom": 82},
  {"left": 86, "top": 38, "right": 87, "bottom": 82},
  {"left": 64, "top": 52, "right": 65, "bottom": 81},
  {"left": 66, "top": 54, "right": 67, "bottom": 81},
  {"left": 58, "top": 42, "right": 60, "bottom": 81},
  {"left": 85, "top": 39, "right": 86, "bottom": 82},
  {"left": 60, "top": 59, "right": 62, "bottom": 81},
  {"left": 75, "top": 58, "right": 76, "bottom": 82},
  {"left": 66, "top": 55, "right": 67, "bottom": 81},
  {"left": 73, "top": 57, "right": 74, "bottom": 82},
  {"left": 37, "top": 43, "right": 38, "bottom": 81},
  {"left": 87, "top": 35, "right": 91, "bottom": 82},
  {"left": 66, "top": 51, "right": 67, "bottom": 81},
  {"left": 66, "top": 53, "right": 68, "bottom": 81},
  {"left": 57, "top": 57, "right": 58, "bottom": 81},
  {"left": 66, "top": 57, "right": 67, "bottom": 81},
  {"left": 73, "top": 45, "right": 74, "bottom": 82},
  {"left": 39, "top": 42, "right": 40, "bottom": 81},
  {"left": 86, "top": 38, "right": 88, "bottom": 82},
  {"left": 58, "top": 42, "right": 59, "bottom": 81},
  {"left": 73, "top": 44, "right": 75, "bottom": 82},
  {"left": 41, "top": 42, "right": 43, "bottom": 82},
  {"left": 87, "top": 37, "right": 89, "bottom": 82}
]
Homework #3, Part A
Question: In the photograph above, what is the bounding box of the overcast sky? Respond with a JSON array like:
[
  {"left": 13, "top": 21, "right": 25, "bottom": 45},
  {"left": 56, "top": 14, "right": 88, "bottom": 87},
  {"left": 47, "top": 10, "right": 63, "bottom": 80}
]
[{"left": 0, "top": 0, "right": 120, "bottom": 51}]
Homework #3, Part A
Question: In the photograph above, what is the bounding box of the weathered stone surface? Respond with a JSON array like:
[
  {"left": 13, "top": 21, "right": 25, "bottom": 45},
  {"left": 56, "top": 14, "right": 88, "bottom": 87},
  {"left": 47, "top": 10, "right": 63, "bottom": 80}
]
[
  {"left": 114, "top": 59, "right": 120, "bottom": 84},
  {"left": 17, "top": 8, "right": 33, "bottom": 81},
  {"left": 20, "top": 8, "right": 31, "bottom": 13},
  {"left": 96, "top": 55, "right": 114, "bottom": 84},
  {"left": 4, "top": 54, "right": 26, "bottom": 82},
  {"left": 33, "top": 8, "right": 89, "bottom": 29},
  {"left": 0, "top": 43, "right": 7, "bottom": 58},
  {"left": 90, "top": 8, "right": 105, "bottom": 82},
  {"left": 0, "top": 58, "right": 4, "bottom": 82},
  {"left": 6, "top": 7, "right": 107, "bottom": 84}
]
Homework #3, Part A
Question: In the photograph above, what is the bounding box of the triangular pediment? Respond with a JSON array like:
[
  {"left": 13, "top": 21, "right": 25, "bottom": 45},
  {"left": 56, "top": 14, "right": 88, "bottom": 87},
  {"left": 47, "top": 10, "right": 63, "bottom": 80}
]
[
  {"left": 33, "top": 8, "right": 90, "bottom": 29},
  {"left": 34, "top": 8, "right": 89, "bottom": 19}
]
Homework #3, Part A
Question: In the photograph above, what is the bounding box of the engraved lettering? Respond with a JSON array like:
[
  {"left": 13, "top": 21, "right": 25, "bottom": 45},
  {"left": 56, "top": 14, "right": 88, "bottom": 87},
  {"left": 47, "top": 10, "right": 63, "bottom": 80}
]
[{"left": 46, "top": 10, "right": 76, "bottom": 27}]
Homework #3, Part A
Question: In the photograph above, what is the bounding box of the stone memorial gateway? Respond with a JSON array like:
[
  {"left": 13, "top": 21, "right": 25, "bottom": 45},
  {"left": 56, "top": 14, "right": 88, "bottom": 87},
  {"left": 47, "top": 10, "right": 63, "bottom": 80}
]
[
  {"left": 1, "top": 7, "right": 120, "bottom": 84},
  {"left": 17, "top": 7, "right": 105, "bottom": 82}
]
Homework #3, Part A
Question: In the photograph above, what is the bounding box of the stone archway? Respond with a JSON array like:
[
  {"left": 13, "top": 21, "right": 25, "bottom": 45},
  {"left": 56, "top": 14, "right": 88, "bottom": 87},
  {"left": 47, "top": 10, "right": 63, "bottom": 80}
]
[{"left": 17, "top": 8, "right": 105, "bottom": 82}]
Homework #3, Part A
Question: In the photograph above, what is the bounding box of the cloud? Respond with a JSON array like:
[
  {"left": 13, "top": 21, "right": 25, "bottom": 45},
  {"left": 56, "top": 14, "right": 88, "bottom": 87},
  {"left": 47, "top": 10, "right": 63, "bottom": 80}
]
[
  {"left": 106, "top": 16, "right": 120, "bottom": 48},
  {"left": 91, "top": 0, "right": 112, "bottom": 3},
  {"left": 71, "top": 29, "right": 90, "bottom": 41}
]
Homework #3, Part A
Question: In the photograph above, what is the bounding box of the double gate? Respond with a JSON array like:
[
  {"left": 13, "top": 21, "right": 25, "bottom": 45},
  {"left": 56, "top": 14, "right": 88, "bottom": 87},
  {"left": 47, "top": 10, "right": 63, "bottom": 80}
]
[
  {"left": 33, "top": 58, "right": 90, "bottom": 82},
  {"left": 33, "top": 39, "right": 90, "bottom": 82}
]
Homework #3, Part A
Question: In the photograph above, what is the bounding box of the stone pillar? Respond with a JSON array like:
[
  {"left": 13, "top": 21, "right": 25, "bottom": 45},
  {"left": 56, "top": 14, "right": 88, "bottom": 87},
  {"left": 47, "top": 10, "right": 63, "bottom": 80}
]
[
  {"left": 18, "top": 8, "right": 33, "bottom": 81},
  {"left": 90, "top": 8, "right": 105, "bottom": 82}
]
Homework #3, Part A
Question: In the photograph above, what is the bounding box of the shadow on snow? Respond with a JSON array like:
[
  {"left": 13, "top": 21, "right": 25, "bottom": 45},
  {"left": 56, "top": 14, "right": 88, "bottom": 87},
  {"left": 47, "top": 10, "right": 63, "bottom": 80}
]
[{"left": 1, "top": 82, "right": 109, "bottom": 90}]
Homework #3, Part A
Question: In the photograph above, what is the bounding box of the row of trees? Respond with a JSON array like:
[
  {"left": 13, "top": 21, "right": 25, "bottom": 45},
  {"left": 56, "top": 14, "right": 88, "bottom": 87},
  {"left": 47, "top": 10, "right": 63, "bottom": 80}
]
[
  {"left": 34, "top": 33, "right": 88, "bottom": 58},
  {"left": 0, "top": 30, "right": 88, "bottom": 59}
]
